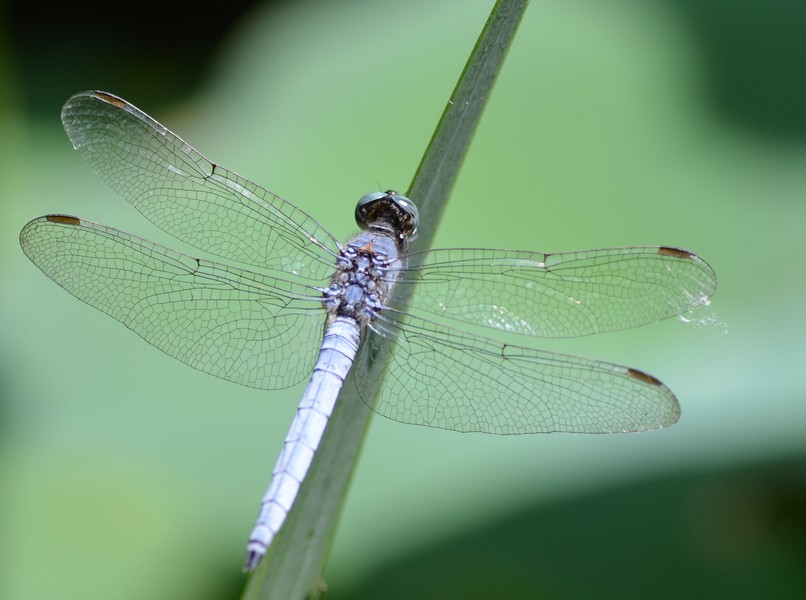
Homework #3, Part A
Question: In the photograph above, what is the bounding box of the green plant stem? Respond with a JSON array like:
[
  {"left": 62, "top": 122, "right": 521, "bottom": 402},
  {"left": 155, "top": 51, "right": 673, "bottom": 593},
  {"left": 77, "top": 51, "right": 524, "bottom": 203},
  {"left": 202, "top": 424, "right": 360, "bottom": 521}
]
[{"left": 242, "top": 1, "right": 529, "bottom": 598}]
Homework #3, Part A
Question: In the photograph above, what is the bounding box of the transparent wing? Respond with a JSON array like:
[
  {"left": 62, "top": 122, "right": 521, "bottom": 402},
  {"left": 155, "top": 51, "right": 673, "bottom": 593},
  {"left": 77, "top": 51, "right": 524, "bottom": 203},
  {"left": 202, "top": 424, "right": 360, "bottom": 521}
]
[
  {"left": 355, "top": 310, "right": 679, "bottom": 434},
  {"left": 392, "top": 246, "right": 717, "bottom": 338},
  {"left": 20, "top": 215, "right": 325, "bottom": 390},
  {"left": 60, "top": 90, "right": 340, "bottom": 279}
]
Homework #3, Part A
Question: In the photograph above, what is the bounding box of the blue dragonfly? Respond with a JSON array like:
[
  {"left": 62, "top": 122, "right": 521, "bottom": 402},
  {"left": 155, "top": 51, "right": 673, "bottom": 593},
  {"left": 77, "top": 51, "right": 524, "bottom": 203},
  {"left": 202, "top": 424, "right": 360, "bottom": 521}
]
[{"left": 20, "top": 91, "right": 717, "bottom": 570}]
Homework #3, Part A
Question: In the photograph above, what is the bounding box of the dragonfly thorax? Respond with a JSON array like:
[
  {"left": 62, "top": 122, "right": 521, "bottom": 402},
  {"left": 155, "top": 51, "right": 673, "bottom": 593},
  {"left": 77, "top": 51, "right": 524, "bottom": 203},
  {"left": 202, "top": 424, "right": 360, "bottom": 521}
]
[{"left": 322, "top": 236, "right": 398, "bottom": 325}]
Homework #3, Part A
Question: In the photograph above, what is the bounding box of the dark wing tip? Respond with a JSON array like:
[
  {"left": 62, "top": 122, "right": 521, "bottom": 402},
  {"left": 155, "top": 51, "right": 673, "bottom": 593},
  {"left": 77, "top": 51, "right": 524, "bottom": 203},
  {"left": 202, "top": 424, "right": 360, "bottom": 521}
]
[
  {"left": 626, "top": 367, "right": 663, "bottom": 387},
  {"left": 45, "top": 215, "right": 82, "bottom": 225},
  {"left": 91, "top": 91, "right": 127, "bottom": 109},
  {"left": 658, "top": 246, "right": 695, "bottom": 259}
]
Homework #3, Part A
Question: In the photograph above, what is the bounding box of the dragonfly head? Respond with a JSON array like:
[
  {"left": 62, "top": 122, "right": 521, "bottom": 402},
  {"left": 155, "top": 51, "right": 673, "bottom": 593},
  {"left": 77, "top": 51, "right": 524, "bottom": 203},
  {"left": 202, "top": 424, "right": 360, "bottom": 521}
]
[{"left": 355, "top": 191, "right": 419, "bottom": 240}]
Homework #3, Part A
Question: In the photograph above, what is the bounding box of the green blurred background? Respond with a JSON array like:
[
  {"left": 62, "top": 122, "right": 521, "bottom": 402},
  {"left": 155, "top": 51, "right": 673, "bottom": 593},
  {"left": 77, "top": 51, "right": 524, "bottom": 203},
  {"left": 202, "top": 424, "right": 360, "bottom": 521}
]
[{"left": 2, "top": 0, "right": 805, "bottom": 598}]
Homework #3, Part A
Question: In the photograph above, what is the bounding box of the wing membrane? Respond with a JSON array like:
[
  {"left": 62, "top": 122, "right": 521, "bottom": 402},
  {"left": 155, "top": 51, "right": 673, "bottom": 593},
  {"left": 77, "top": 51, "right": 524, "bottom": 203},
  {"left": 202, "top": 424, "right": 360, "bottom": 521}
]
[
  {"left": 20, "top": 215, "right": 324, "bottom": 390},
  {"left": 355, "top": 310, "right": 679, "bottom": 434},
  {"left": 393, "top": 246, "right": 716, "bottom": 338},
  {"left": 61, "top": 91, "right": 339, "bottom": 280}
]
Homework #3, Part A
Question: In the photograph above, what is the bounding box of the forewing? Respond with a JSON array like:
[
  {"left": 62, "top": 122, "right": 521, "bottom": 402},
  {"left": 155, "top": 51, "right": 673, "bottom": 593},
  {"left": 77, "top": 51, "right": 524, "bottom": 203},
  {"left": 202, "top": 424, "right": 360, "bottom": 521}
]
[
  {"left": 61, "top": 91, "right": 339, "bottom": 279},
  {"left": 395, "top": 246, "right": 716, "bottom": 338}
]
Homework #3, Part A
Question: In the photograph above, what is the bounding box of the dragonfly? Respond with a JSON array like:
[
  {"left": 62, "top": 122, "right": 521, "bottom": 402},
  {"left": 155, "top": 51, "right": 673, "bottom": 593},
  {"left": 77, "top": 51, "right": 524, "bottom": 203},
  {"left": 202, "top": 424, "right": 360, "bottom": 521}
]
[{"left": 20, "top": 91, "right": 717, "bottom": 571}]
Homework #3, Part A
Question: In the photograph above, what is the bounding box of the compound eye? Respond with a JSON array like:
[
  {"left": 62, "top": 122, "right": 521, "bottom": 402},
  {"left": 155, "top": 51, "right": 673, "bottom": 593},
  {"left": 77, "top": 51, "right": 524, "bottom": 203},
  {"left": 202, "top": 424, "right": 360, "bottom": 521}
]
[
  {"left": 355, "top": 190, "right": 419, "bottom": 238},
  {"left": 355, "top": 192, "right": 388, "bottom": 227}
]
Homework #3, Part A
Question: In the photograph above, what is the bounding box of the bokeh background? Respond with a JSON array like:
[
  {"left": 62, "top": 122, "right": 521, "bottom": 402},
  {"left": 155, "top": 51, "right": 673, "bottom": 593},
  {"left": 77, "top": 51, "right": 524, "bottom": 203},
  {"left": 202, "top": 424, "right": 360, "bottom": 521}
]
[{"left": 2, "top": 0, "right": 805, "bottom": 598}]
